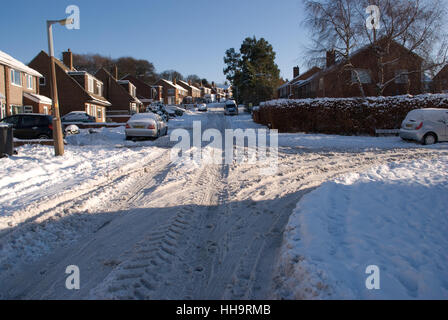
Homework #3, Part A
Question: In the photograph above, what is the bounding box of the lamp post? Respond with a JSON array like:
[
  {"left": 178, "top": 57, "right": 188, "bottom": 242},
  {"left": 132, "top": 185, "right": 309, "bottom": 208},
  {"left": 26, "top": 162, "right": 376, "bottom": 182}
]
[{"left": 47, "top": 18, "right": 74, "bottom": 156}]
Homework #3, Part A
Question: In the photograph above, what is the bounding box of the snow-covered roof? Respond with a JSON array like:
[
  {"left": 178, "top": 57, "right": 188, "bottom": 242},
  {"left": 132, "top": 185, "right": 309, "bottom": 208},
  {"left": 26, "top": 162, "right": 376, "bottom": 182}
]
[
  {"left": 23, "top": 92, "right": 52, "bottom": 104},
  {"left": 88, "top": 96, "right": 112, "bottom": 106},
  {"left": 160, "top": 79, "right": 188, "bottom": 92},
  {"left": 0, "top": 50, "right": 42, "bottom": 78}
]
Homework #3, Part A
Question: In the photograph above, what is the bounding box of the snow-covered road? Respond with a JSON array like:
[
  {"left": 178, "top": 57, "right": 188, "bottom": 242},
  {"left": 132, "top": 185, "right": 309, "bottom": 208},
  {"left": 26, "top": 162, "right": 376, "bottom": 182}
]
[{"left": 0, "top": 105, "right": 446, "bottom": 299}]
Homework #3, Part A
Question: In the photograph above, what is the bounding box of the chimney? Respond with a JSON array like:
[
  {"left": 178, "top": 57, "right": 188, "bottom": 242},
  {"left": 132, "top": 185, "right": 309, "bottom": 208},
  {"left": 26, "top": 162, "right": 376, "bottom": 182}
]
[
  {"left": 62, "top": 49, "right": 73, "bottom": 70},
  {"left": 293, "top": 66, "right": 300, "bottom": 78},
  {"left": 114, "top": 65, "right": 118, "bottom": 80},
  {"left": 326, "top": 50, "right": 336, "bottom": 68},
  {"left": 188, "top": 79, "right": 192, "bottom": 85},
  {"left": 212, "top": 81, "right": 215, "bottom": 88},
  {"left": 173, "top": 78, "right": 176, "bottom": 85}
]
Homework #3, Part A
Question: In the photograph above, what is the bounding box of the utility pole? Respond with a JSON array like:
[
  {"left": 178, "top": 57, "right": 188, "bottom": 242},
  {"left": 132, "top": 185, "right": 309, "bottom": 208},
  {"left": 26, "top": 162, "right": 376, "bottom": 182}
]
[{"left": 47, "top": 18, "right": 74, "bottom": 156}]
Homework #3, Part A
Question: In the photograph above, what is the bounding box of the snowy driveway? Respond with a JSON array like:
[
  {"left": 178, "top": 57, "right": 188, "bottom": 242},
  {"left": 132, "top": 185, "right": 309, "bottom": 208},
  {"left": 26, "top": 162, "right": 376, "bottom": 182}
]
[{"left": 0, "top": 105, "right": 447, "bottom": 299}]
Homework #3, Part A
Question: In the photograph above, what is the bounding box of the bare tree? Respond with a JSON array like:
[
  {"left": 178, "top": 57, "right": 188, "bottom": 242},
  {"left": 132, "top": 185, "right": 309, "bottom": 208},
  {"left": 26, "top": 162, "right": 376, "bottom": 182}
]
[
  {"left": 358, "top": 0, "right": 448, "bottom": 95},
  {"left": 304, "top": 0, "right": 367, "bottom": 96}
]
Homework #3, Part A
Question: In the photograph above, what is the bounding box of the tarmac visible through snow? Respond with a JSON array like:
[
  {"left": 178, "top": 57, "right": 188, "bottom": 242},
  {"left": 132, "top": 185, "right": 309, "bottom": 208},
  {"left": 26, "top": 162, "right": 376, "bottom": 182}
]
[{"left": 0, "top": 105, "right": 446, "bottom": 299}]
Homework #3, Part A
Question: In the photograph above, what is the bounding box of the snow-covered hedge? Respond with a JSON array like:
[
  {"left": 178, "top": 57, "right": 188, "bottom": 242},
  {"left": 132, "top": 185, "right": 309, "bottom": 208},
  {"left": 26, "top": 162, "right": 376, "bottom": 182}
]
[{"left": 254, "top": 94, "right": 448, "bottom": 135}]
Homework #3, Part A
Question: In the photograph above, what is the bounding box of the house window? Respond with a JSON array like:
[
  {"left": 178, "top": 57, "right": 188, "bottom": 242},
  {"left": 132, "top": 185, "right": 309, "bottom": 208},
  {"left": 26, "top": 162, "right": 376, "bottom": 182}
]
[
  {"left": 168, "top": 89, "right": 175, "bottom": 95},
  {"left": 10, "top": 69, "right": 22, "bottom": 86},
  {"left": 97, "top": 107, "right": 102, "bottom": 121},
  {"left": 0, "top": 103, "right": 6, "bottom": 119},
  {"left": 43, "top": 106, "right": 49, "bottom": 115},
  {"left": 88, "top": 77, "right": 94, "bottom": 93},
  {"left": 23, "top": 105, "right": 33, "bottom": 113},
  {"left": 352, "top": 69, "right": 371, "bottom": 84},
  {"left": 96, "top": 83, "right": 103, "bottom": 96},
  {"left": 26, "top": 75, "right": 34, "bottom": 90},
  {"left": 395, "top": 70, "right": 409, "bottom": 84},
  {"left": 319, "top": 78, "right": 324, "bottom": 90},
  {"left": 39, "top": 77, "right": 46, "bottom": 86}
]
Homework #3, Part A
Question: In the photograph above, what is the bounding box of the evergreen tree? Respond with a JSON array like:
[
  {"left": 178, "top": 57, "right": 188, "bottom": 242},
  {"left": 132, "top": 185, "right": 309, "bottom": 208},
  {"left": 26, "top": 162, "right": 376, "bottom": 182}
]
[{"left": 224, "top": 37, "right": 281, "bottom": 104}]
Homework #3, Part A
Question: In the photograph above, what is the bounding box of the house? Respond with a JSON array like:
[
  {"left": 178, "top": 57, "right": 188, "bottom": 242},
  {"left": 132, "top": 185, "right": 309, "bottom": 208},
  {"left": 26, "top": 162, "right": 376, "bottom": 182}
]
[
  {"left": 200, "top": 85, "right": 212, "bottom": 98},
  {"left": 155, "top": 78, "right": 188, "bottom": 105},
  {"left": 29, "top": 49, "right": 111, "bottom": 122},
  {"left": 95, "top": 68, "right": 143, "bottom": 122},
  {"left": 218, "top": 84, "right": 233, "bottom": 99},
  {"left": 177, "top": 80, "right": 201, "bottom": 101},
  {"left": 277, "top": 66, "right": 321, "bottom": 99},
  {"left": 121, "top": 74, "right": 163, "bottom": 107},
  {"left": 0, "top": 49, "right": 52, "bottom": 119},
  {"left": 433, "top": 65, "right": 448, "bottom": 93},
  {"left": 282, "top": 40, "right": 424, "bottom": 99}
]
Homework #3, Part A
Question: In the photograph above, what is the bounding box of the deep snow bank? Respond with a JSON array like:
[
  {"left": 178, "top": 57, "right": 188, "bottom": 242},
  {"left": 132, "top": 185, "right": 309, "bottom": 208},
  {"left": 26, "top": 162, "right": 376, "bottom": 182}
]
[{"left": 276, "top": 156, "right": 448, "bottom": 299}]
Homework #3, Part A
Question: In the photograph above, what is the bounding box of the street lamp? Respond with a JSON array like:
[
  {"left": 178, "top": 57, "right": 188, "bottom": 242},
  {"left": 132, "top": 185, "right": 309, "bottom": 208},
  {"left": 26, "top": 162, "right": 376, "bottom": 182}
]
[{"left": 47, "top": 18, "right": 74, "bottom": 156}]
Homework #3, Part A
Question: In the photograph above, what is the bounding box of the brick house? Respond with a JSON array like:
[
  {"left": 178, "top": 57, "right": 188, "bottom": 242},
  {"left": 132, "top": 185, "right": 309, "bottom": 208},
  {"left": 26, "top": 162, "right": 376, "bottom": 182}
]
[
  {"left": 95, "top": 68, "right": 143, "bottom": 122},
  {"left": 218, "top": 84, "right": 233, "bottom": 99},
  {"left": 0, "top": 50, "right": 52, "bottom": 119},
  {"left": 433, "top": 65, "right": 448, "bottom": 93},
  {"left": 177, "top": 80, "right": 201, "bottom": 101},
  {"left": 28, "top": 49, "right": 111, "bottom": 122},
  {"left": 121, "top": 74, "right": 163, "bottom": 108},
  {"left": 277, "top": 66, "right": 322, "bottom": 99},
  {"left": 155, "top": 78, "right": 188, "bottom": 105},
  {"left": 282, "top": 40, "right": 424, "bottom": 99}
]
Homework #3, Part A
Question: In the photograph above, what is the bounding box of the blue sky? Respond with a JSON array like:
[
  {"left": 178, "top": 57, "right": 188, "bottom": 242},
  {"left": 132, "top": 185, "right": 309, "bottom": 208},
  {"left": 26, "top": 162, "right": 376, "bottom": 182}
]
[{"left": 0, "top": 0, "right": 310, "bottom": 84}]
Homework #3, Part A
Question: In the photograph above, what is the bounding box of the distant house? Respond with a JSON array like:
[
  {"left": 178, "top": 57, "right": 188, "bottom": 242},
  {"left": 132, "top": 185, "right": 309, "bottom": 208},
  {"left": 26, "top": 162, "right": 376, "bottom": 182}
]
[
  {"left": 177, "top": 80, "right": 201, "bottom": 101},
  {"left": 95, "top": 68, "right": 143, "bottom": 122},
  {"left": 121, "top": 74, "right": 162, "bottom": 107},
  {"left": 200, "top": 85, "right": 212, "bottom": 99},
  {"left": 278, "top": 66, "right": 321, "bottom": 99},
  {"left": 433, "top": 65, "right": 448, "bottom": 94},
  {"left": 155, "top": 78, "right": 188, "bottom": 105},
  {"left": 218, "top": 84, "right": 233, "bottom": 99},
  {"left": 29, "top": 49, "right": 111, "bottom": 122},
  {"left": 0, "top": 50, "right": 52, "bottom": 119},
  {"left": 281, "top": 40, "right": 424, "bottom": 99}
]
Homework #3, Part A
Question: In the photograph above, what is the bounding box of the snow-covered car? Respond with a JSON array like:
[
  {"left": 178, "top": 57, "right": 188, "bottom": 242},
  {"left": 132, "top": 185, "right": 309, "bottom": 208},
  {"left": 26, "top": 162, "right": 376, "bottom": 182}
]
[
  {"left": 198, "top": 104, "right": 208, "bottom": 112},
  {"left": 125, "top": 113, "right": 168, "bottom": 140},
  {"left": 224, "top": 101, "right": 238, "bottom": 116},
  {"left": 400, "top": 108, "right": 448, "bottom": 145},
  {"left": 61, "top": 111, "right": 96, "bottom": 123}
]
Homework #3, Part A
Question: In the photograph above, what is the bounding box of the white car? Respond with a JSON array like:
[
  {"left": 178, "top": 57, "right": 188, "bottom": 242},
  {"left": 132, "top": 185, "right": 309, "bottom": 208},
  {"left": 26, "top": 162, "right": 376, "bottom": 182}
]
[
  {"left": 198, "top": 104, "right": 208, "bottom": 112},
  {"left": 400, "top": 108, "right": 448, "bottom": 145},
  {"left": 125, "top": 113, "right": 168, "bottom": 140}
]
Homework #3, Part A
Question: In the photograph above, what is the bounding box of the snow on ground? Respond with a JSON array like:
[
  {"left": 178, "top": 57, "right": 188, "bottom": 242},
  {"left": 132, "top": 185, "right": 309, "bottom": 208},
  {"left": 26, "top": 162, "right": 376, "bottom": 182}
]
[
  {"left": 275, "top": 156, "right": 448, "bottom": 300},
  {"left": 0, "top": 126, "right": 166, "bottom": 227}
]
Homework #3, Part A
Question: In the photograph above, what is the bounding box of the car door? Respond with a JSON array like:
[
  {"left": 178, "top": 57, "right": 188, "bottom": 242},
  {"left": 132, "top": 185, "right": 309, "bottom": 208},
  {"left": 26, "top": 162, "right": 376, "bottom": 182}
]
[{"left": 20, "top": 115, "right": 41, "bottom": 139}]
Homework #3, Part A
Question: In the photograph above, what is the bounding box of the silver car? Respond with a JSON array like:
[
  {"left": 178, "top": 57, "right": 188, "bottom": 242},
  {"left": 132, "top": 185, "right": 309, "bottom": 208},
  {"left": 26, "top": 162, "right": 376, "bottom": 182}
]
[
  {"left": 125, "top": 113, "right": 168, "bottom": 140},
  {"left": 400, "top": 108, "right": 448, "bottom": 145}
]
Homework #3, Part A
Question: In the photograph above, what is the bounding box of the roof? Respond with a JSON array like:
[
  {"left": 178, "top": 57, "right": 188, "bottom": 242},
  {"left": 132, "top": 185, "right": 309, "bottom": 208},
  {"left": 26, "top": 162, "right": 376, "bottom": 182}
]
[
  {"left": 0, "top": 50, "right": 42, "bottom": 77},
  {"left": 23, "top": 92, "right": 52, "bottom": 104},
  {"left": 159, "top": 79, "right": 188, "bottom": 92},
  {"left": 178, "top": 80, "right": 201, "bottom": 92}
]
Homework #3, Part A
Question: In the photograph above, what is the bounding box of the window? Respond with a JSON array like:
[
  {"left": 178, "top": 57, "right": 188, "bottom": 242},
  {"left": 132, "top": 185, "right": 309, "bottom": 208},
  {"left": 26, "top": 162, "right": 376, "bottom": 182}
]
[
  {"left": 395, "top": 70, "right": 409, "bottom": 84},
  {"left": 352, "top": 69, "right": 371, "bottom": 84},
  {"left": 26, "top": 75, "right": 34, "bottom": 90},
  {"left": 168, "top": 89, "right": 175, "bottom": 95},
  {"left": 21, "top": 115, "right": 41, "bottom": 127},
  {"left": 86, "top": 104, "right": 90, "bottom": 116},
  {"left": 2, "top": 115, "right": 19, "bottom": 127},
  {"left": 39, "top": 77, "right": 46, "bottom": 86},
  {"left": 23, "top": 106, "right": 33, "bottom": 113},
  {"left": 88, "top": 77, "right": 94, "bottom": 93},
  {"left": 319, "top": 78, "right": 324, "bottom": 90},
  {"left": 0, "top": 103, "right": 6, "bottom": 119},
  {"left": 10, "top": 69, "right": 22, "bottom": 86},
  {"left": 97, "top": 107, "right": 102, "bottom": 121},
  {"left": 43, "top": 106, "right": 49, "bottom": 115},
  {"left": 96, "top": 83, "right": 103, "bottom": 96}
]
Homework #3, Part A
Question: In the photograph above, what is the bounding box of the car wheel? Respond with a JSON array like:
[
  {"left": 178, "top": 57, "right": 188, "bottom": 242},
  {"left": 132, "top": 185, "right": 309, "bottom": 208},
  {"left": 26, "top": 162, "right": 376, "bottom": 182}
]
[
  {"left": 38, "top": 134, "right": 50, "bottom": 140},
  {"left": 125, "top": 136, "right": 132, "bottom": 141},
  {"left": 423, "top": 133, "right": 437, "bottom": 145}
]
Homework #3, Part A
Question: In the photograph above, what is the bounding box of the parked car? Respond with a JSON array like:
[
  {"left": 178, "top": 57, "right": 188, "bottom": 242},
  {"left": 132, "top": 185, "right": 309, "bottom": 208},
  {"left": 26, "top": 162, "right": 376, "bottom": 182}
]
[
  {"left": 400, "top": 108, "right": 448, "bottom": 145},
  {"left": 198, "top": 104, "right": 208, "bottom": 112},
  {"left": 61, "top": 111, "right": 96, "bottom": 123},
  {"left": 0, "top": 114, "right": 53, "bottom": 139},
  {"left": 224, "top": 100, "right": 239, "bottom": 116},
  {"left": 125, "top": 113, "right": 168, "bottom": 140}
]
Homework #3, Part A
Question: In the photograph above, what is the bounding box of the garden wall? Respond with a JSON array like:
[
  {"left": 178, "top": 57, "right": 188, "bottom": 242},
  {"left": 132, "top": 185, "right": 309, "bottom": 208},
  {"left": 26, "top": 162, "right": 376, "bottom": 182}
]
[{"left": 253, "top": 94, "right": 448, "bottom": 135}]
